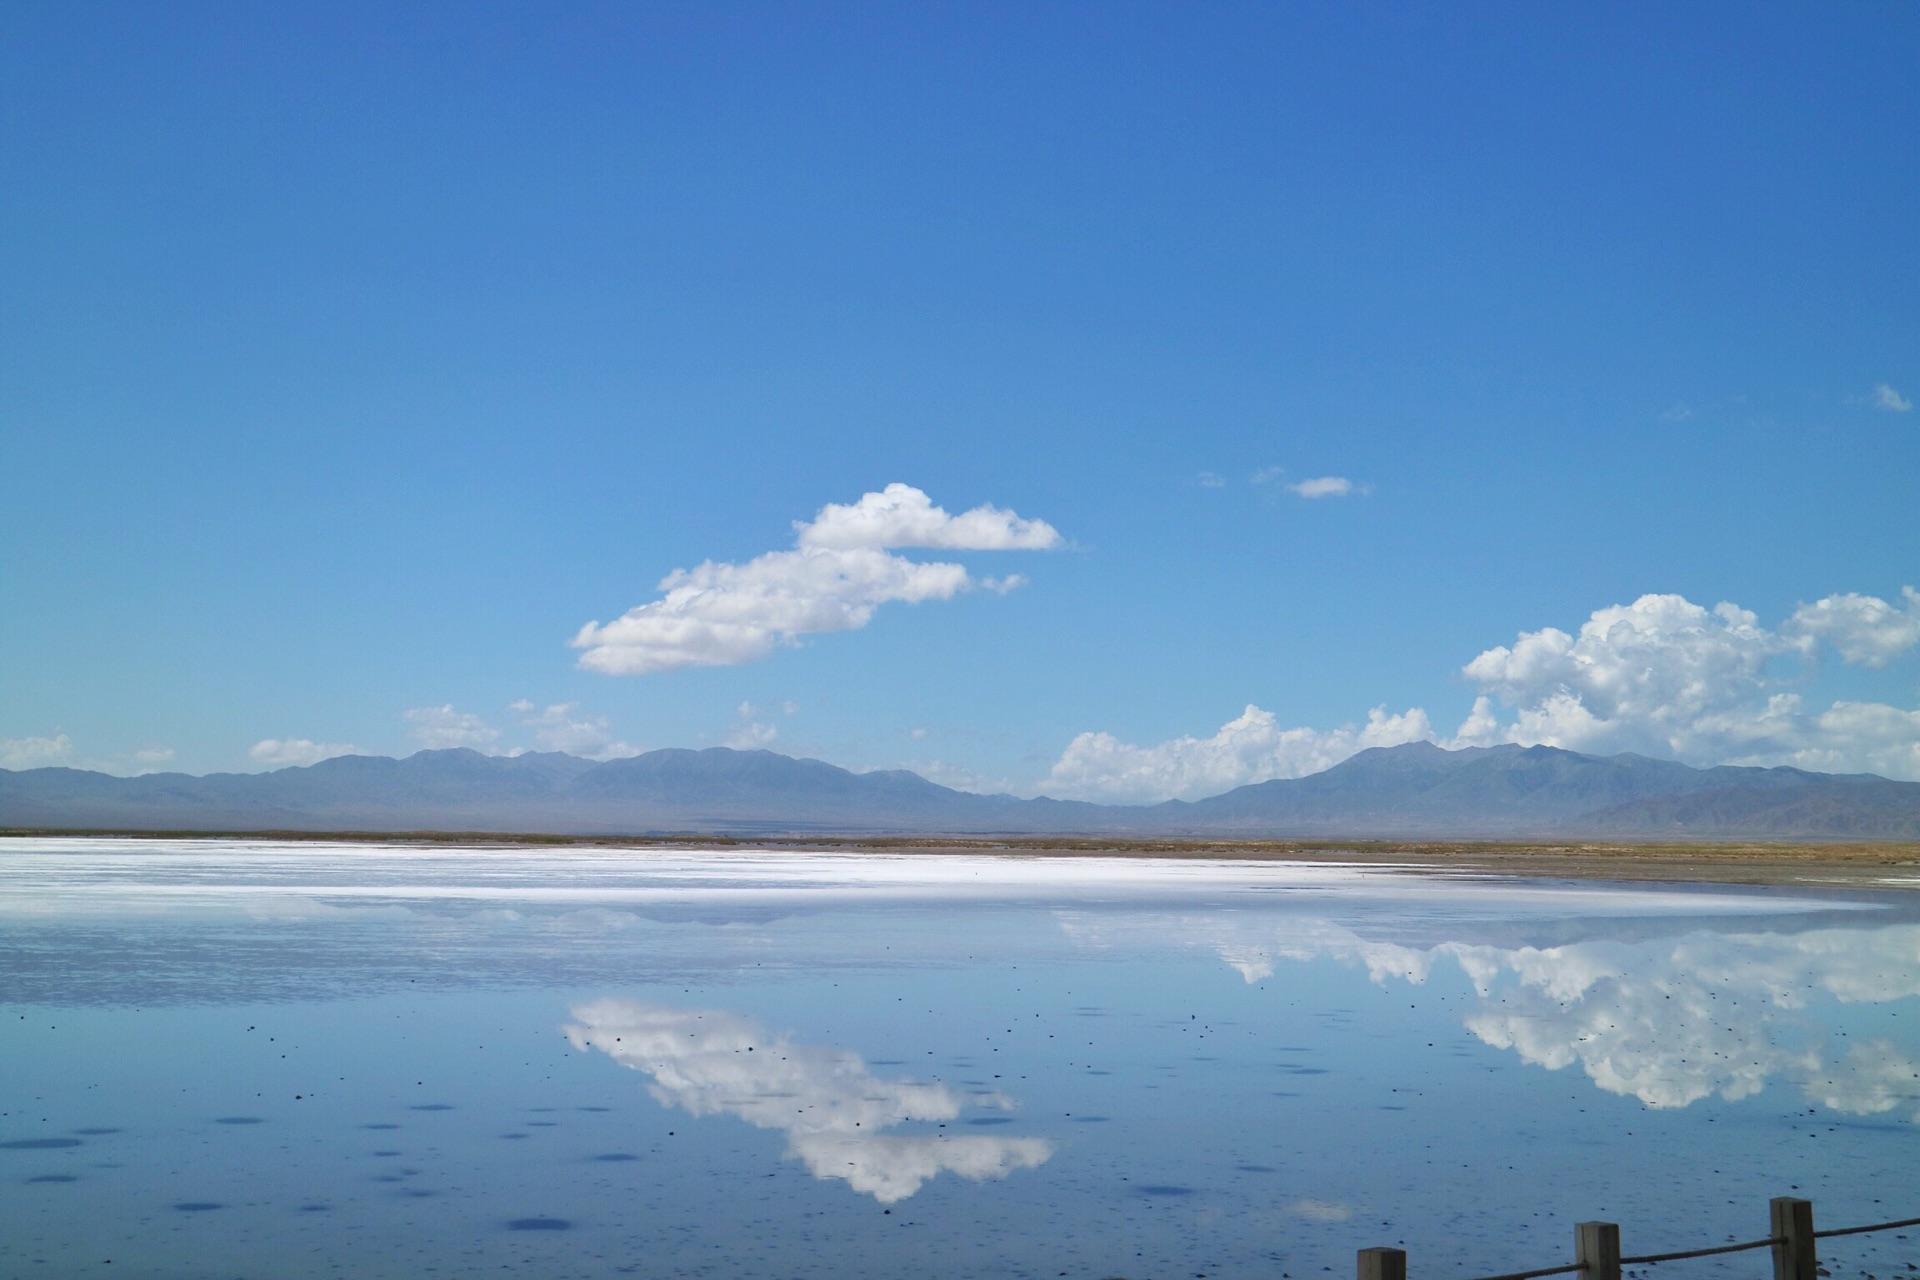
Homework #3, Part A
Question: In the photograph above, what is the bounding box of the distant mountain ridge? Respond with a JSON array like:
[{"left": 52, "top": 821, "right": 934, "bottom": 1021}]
[{"left": 3, "top": 741, "right": 1918, "bottom": 839}]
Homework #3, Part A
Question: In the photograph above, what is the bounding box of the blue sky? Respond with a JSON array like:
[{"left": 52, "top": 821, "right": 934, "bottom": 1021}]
[{"left": 2, "top": 2, "right": 1916, "bottom": 799}]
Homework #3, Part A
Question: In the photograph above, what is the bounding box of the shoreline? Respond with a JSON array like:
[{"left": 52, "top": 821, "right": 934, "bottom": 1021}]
[{"left": 4, "top": 826, "right": 1918, "bottom": 890}]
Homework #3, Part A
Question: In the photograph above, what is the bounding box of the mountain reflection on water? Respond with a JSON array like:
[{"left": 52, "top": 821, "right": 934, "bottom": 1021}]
[
  {"left": 562, "top": 1000, "right": 1052, "bottom": 1202},
  {"left": 1057, "top": 912, "right": 1920, "bottom": 1116}
]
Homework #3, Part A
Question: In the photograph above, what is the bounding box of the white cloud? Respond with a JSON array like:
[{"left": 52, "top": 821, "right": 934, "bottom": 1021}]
[
  {"left": 131, "top": 746, "right": 176, "bottom": 766},
  {"left": 573, "top": 484, "right": 1061, "bottom": 676},
  {"left": 794, "top": 482, "right": 1062, "bottom": 552},
  {"left": 1287, "top": 476, "right": 1365, "bottom": 499},
  {"left": 1872, "top": 382, "right": 1913, "bottom": 413},
  {"left": 1786, "top": 587, "right": 1920, "bottom": 668},
  {"left": 248, "top": 738, "right": 360, "bottom": 768},
  {"left": 912, "top": 759, "right": 1020, "bottom": 795},
  {"left": 1460, "top": 590, "right": 1920, "bottom": 776},
  {"left": 1044, "top": 584, "right": 1920, "bottom": 800},
  {"left": 725, "top": 702, "right": 779, "bottom": 749},
  {"left": 512, "top": 701, "right": 637, "bottom": 759},
  {"left": 1249, "top": 465, "right": 1287, "bottom": 485},
  {"left": 563, "top": 1000, "right": 1051, "bottom": 1203},
  {"left": 1043, "top": 704, "right": 1434, "bottom": 803},
  {"left": 0, "top": 732, "right": 75, "bottom": 770},
  {"left": 402, "top": 704, "right": 502, "bottom": 751},
  {"left": 1197, "top": 471, "right": 1227, "bottom": 489}
]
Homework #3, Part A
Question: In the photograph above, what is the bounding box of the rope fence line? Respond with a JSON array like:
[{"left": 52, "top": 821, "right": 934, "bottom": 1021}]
[
  {"left": 1620, "top": 1236, "right": 1780, "bottom": 1265},
  {"left": 1355, "top": 1198, "right": 1919, "bottom": 1280}
]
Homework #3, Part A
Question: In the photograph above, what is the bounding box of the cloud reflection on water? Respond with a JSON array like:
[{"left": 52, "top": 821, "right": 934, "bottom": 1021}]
[
  {"left": 1057, "top": 913, "right": 1920, "bottom": 1118},
  {"left": 562, "top": 1000, "right": 1052, "bottom": 1202}
]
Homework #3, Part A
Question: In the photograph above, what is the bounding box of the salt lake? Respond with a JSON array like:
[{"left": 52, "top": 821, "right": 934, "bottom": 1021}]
[{"left": 2, "top": 838, "right": 1916, "bottom": 1279}]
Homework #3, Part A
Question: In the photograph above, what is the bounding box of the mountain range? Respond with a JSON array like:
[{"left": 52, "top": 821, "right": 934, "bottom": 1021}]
[{"left": 3, "top": 741, "right": 1918, "bottom": 839}]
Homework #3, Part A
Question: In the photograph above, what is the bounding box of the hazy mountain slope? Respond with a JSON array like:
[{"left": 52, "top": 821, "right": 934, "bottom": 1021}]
[{"left": 2, "top": 742, "right": 1917, "bottom": 838}]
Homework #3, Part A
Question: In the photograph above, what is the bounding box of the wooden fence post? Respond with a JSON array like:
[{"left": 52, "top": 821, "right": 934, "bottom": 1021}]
[
  {"left": 1358, "top": 1246, "right": 1407, "bottom": 1280},
  {"left": 1771, "top": 1197, "right": 1816, "bottom": 1280},
  {"left": 1576, "top": 1222, "right": 1621, "bottom": 1280}
]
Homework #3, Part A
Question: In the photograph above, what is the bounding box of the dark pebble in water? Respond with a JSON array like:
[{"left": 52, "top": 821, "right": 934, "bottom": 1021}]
[
  {"left": 1379, "top": 1104, "right": 1407, "bottom": 1111},
  {"left": 408, "top": 1104, "right": 455, "bottom": 1112},
  {"left": 526, "top": 1121, "right": 558, "bottom": 1128},
  {"left": 72, "top": 1128, "right": 121, "bottom": 1136},
  {"left": 590, "top": 1153, "right": 639, "bottom": 1162},
  {"left": 1135, "top": 1185, "right": 1195, "bottom": 1197},
  {"left": 1235, "top": 1164, "right": 1278, "bottom": 1174},
  {"left": 507, "top": 1217, "right": 572, "bottom": 1231},
  {"left": 371, "top": 1150, "right": 401, "bottom": 1157},
  {"left": 966, "top": 1117, "right": 1014, "bottom": 1126},
  {"left": 361, "top": 1123, "right": 400, "bottom": 1131},
  {"left": 500, "top": 1133, "right": 529, "bottom": 1140},
  {"left": 1278, "top": 1067, "right": 1328, "bottom": 1076},
  {"left": 1, "top": 1138, "right": 83, "bottom": 1150},
  {"left": 1070, "top": 1115, "right": 1111, "bottom": 1123},
  {"left": 298, "top": 1204, "right": 331, "bottom": 1213},
  {"left": 576, "top": 1106, "right": 612, "bottom": 1113},
  {"left": 28, "top": 1174, "right": 79, "bottom": 1183},
  {"left": 373, "top": 1175, "right": 405, "bottom": 1183},
  {"left": 213, "top": 1117, "right": 265, "bottom": 1125},
  {"left": 173, "top": 1202, "right": 224, "bottom": 1212}
]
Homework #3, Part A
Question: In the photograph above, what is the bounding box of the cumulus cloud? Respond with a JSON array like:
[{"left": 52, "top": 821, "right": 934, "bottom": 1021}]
[
  {"left": 1043, "top": 585, "right": 1920, "bottom": 800},
  {"left": 0, "top": 732, "right": 75, "bottom": 769},
  {"left": 403, "top": 704, "right": 502, "bottom": 751},
  {"left": 1287, "top": 476, "right": 1365, "bottom": 499},
  {"left": 722, "top": 699, "right": 801, "bottom": 750},
  {"left": 511, "top": 700, "right": 637, "bottom": 759},
  {"left": 794, "top": 483, "right": 1062, "bottom": 552},
  {"left": 563, "top": 1000, "right": 1051, "bottom": 1203},
  {"left": 1872, "top": 383, "right": 1913, "bottom": 413},
  {"left": 1459, "top": 589, "right": 1920, "bottom": 777},
  {"left": 1786, "top": 587, "right": 1920, "bottom": 668},
  {"left": 573, "top": 484, "right": 1061, "bottom": 676},
  {"left": 248, "top": 738, "right": 360, "bottom": 768},
  {"left": 1044, "top": 704, "right": 1433, "bottom": 803}
]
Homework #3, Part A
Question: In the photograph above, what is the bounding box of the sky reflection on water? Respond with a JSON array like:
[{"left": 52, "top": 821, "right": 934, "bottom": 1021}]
[{"left": 2, "top": 838, "right": 1917, "bottom": 1280}]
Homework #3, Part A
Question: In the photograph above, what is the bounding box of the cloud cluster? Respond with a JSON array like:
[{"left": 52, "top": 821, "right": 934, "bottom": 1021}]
[
  {"left": 403, "top": 704, "right": 502, "bottom": 751},
  {"left": 1044, "top": 704, "right": 1433, "bottom": 803},
  {"left": 563, "top": 1000, "right": 1051, "bottom": 1203},
  {"left": 1873, "top": 382, "right": 1912, "bottom": 413},
  {"left": 0, "top": 732, "right": 75, "bottom": 769},
  {"left": 724, "top": 699, "right": 797, "bottom": 750},
  {"left": 1043, "top": 586, "right": 1920, "bottom": 801},
  {"left": 248, "top": 737, "right": 360, "bottom": 768},
  {"left": 1458, "top": 589, "right": 1920, "bottom": 777},
  {"left": 573, "top": 484, "right": 1062, "bottom": 677},
  {"left": 1785, "top": 587, "right": 1920, "bottom": 668},
  {"left": 508, "top": 699, "right": 639, "bottom": 759}
]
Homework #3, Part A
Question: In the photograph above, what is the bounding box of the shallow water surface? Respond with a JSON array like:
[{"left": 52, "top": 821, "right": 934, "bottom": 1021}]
[{"left": 2, "top": 838, "right": 1917, "bottom": 1279}]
